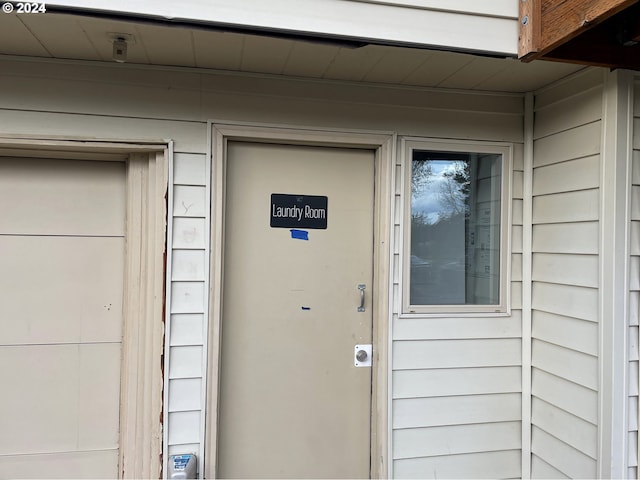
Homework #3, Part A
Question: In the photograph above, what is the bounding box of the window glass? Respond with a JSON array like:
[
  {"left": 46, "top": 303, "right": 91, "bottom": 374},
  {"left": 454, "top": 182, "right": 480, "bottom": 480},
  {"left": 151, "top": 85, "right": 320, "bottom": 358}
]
[{"left": 410, "top": 149, "right": 502, "bottom": 306}]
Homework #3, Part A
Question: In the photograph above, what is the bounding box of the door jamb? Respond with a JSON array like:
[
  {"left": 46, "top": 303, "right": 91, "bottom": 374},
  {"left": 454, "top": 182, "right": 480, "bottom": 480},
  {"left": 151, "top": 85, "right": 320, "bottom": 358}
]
[{"left": 205, "top": 123, "right": 394, "bottom": 479}]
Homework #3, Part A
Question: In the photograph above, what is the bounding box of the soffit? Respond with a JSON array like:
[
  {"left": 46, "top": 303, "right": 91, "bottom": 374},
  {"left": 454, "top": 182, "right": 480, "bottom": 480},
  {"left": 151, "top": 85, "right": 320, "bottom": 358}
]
[{"left": 0, "top": 12, "right": 585, "bottom": 93}]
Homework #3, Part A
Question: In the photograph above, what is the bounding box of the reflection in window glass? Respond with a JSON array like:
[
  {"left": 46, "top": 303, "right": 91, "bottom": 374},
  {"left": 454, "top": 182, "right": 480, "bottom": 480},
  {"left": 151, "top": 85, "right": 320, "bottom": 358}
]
[{"left": 410, "top": 150, "right": 502, "bottom": 306}]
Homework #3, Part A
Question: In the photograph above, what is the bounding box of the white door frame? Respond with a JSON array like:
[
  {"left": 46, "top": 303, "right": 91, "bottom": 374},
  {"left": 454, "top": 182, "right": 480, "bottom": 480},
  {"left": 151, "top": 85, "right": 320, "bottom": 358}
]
[
  {"left": 205, "top": 123, "right": 394, "bottom": 479},
  {"left": 0, "top": 137, "right": 168, "bottom": 479}
]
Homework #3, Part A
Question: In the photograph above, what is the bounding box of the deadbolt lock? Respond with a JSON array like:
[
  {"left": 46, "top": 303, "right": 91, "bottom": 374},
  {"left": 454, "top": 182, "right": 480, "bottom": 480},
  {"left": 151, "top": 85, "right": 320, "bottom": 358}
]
[{"left": 354, "top": 344, "right": 372, "bottom": 367}]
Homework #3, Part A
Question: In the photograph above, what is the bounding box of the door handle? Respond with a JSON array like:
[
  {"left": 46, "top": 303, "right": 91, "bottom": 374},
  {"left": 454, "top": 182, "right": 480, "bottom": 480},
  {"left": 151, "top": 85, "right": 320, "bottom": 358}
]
[{"left": 357, "top": 284, "right": 366, "bottom": 312}]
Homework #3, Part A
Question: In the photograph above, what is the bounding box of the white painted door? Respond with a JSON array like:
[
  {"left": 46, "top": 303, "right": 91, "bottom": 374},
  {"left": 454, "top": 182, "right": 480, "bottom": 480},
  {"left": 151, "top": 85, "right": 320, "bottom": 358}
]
[
  {"left": 0, "top": 157, "right": 125, "bottom": 478},
  {"left": 217, "top": 142, "right": 375, "bottom": 478}
]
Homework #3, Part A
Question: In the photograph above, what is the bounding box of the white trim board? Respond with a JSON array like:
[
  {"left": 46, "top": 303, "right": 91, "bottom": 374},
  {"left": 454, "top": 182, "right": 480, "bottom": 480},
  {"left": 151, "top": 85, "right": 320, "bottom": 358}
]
[
  {"left": 162, "top": 141, "right": 175, "bottom": 479},
  {"left": 599, "top": 69, "right": 634, "bottom": 479},
  {"left": 522, "top": 92, "right": 534, "bottom": 480},
  {"left": 45, "top": 0, "right": 518, "bottom": 55}
]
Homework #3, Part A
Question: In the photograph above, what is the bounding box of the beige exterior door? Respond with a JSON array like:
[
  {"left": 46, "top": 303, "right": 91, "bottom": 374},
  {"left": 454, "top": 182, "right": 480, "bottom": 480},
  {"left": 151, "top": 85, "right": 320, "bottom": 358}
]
[
  {"left": 217, "top": 141, "right": 375, "bottom": 478},
  {"left": 0, "top": 157, "right": 125, "bottom": 478}
]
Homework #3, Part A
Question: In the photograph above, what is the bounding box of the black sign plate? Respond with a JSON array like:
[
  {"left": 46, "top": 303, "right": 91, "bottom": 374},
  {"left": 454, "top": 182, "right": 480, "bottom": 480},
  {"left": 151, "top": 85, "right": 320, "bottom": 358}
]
[{"left": 270, "top": 193, "right": 328, "bottom": 229}]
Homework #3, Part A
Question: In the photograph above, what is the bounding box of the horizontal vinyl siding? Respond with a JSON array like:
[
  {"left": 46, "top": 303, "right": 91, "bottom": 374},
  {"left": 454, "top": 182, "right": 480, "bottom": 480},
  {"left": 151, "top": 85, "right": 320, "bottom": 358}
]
[
  {"left": 393, "top": 339, "right": 521, "bottom": 369},
  {"left": 394, "top": 393, "right": 521, "bottom": 429},
  {"left": 0, "top": 57, "right": 526, "bottom": 479},
  {"left": 531, "top": 427, "right": 596, "bottom": 479},
  {"left": 629, "top": 78, "right": 640, "bottom": 476},
  {"left": 393, "top": 421, "right": 521, "bottom": 459},
  {"left": 394, "top": 450, "right": 521, "bottom": 479},
  {"left": 531, "top": 311, "right": 598, "bottom": 356},
  {"left": 392, "top": 139, "right": 524, "bottom": 478},
  {"left": 393, "top": 366, "right": 521, "bottom": 398},
  {"left": 532, "top": 253, "right": 598, "bottom": 288},
  {"left": 167, "top": 152, "right": 208, "bottom": 456},
  {"left": 532, "top": 397, "right": 597, "bottom": 458},
  {"left": 531, "top": 282, "right": 598, "bottom": 322},
  {"left": 530, "top": 69, "right": 603, "bottom": 479},
  {"left": 531, "top": 369, "right": 598, "bottom": 424},
  {"left": 531, "top": 455, "right": 570, "bottom": 479},
  {"left": 393, "top": 314, "right": 521, "bottom": 340},
  {"left": 357, "top": 0, "right": 517, "bottom": 17},
  {"left": 0, "top": 60, "right": 523, "bottom": 142}
]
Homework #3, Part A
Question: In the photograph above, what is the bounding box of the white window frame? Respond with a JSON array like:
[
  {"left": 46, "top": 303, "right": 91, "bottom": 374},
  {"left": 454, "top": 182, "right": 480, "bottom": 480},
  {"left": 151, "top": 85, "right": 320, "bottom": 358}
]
[{"left": 401, "top": 137, "right": 512, "bottom": 316}]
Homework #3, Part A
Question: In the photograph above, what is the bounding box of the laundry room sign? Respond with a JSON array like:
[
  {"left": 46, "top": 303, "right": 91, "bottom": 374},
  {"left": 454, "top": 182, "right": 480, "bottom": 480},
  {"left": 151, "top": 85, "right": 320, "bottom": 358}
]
[{"left": 270, "top": 193, "right": 328, "bottom": 229}]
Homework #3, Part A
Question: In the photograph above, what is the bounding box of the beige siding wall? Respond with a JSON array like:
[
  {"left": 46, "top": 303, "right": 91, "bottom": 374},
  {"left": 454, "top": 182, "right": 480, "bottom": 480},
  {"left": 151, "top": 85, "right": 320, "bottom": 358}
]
[
  {"left": 530, "top": 69, "right": 603, "bottom": 478},
  {"left": 391, "top": 139, "right": 524, "bottom": 476},
  {"left": 629, "top": 78, "right": 640, "bottom": 479},
  {"left": 0, "top": 57, "right": 524, "bottom": 478}
]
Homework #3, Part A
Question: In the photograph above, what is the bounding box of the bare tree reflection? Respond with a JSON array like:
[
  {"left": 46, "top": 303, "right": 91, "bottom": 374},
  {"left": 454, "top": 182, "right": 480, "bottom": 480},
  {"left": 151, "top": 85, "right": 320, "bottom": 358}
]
[{"left": 410, "top": 157, "right": 470, "bottom": 304}]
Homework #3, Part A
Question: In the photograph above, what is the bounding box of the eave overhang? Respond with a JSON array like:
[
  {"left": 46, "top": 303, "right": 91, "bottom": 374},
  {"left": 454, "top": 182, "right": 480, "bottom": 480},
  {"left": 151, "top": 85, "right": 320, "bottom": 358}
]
[{"left": 519, "top": 0, "right": 640, "bottom": 70}]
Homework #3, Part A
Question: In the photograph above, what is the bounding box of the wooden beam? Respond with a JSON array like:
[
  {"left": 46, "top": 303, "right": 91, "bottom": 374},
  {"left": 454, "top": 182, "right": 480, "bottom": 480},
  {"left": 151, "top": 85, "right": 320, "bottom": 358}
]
[
  {"left": 519, "top": 0, "right": 541, "bottom": 60},
  {"left": 544, "top": 44, "right": 640, "bottom": 70},
  {"left": 535, "top": 3, "right": 640, "bottom": 70},
  {"left": 519, "top": 0, "right": 639, "bottom": 60},
  {"left": 543, "top": 21, "right": 640, "bottom": 69},
  {"left": 541, "top": 0, "right": 638, "bottom": 51}
]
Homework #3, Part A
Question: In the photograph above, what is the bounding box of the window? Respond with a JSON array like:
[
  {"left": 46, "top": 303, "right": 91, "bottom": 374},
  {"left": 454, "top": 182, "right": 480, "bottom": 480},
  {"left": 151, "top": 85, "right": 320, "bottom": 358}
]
[{"left": 403, "top": 140, "right": 511, "bottom": 314}]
